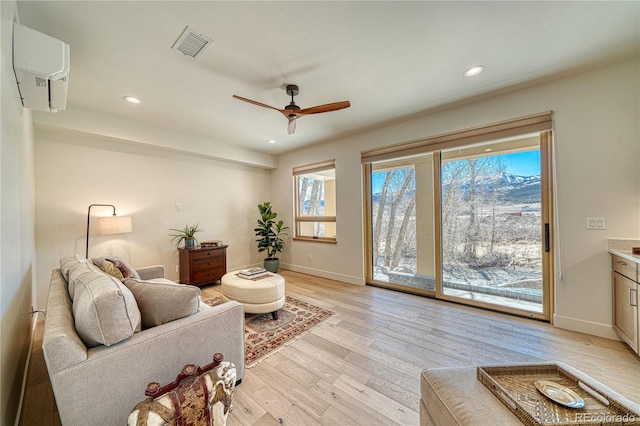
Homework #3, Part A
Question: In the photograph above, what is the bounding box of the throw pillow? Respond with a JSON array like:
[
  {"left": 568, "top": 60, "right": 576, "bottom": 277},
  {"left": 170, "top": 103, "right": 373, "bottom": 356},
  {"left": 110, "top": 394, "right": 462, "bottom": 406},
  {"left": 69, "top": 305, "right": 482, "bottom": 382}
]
[
  {"left": 72, "top": 270, "right": 142, "bottom": 346},
  {"left": 128, "top": 354, "right": 236, "bottom": 426},
  {"left": 123, "top": 279, "right": 200, "bottom": 329},
  {"left": 102, "top": 259, "right": 126, "bottom": 281},
  {"left": 92, "top": 255, "right": 141, "bottom": 280}
]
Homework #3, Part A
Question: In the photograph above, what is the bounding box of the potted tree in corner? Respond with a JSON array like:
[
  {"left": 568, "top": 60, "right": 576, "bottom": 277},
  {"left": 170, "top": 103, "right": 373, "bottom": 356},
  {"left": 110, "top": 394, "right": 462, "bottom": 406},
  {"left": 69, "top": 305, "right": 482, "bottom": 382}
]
[
  {"left": 254, "top": 202, "right": 288, "bottom": 272},
  {"left": 169, "top": 223, "right": 204, "bottom": 248}
]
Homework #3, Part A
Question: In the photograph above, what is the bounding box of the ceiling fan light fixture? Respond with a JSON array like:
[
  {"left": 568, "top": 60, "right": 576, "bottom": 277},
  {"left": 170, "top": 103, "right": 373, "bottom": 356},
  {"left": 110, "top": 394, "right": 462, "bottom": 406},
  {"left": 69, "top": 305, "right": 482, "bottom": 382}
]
[{"left": 464, "top": 65, "right": 485, "bottom": 77}]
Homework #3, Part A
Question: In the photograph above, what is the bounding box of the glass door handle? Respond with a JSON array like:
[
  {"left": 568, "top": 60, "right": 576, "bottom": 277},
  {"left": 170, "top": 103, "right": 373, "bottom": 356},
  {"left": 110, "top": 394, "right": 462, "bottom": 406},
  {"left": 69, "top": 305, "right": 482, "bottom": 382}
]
[{"left": 544, "top": 223, "right": 550, "bottom": 252}]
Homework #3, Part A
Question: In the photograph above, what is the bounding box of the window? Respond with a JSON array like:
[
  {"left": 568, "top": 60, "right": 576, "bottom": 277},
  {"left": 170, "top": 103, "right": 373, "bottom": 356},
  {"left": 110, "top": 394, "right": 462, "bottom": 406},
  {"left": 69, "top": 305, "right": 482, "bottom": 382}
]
[{"left": 293, "top": 160, "right": 337, "bottom": 243}]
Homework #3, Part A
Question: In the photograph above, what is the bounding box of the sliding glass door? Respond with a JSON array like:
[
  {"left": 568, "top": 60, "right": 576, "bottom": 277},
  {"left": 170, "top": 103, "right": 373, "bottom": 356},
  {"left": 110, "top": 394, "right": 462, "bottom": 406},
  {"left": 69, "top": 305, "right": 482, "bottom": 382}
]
[
  {"left": 439, "top": 138, "right": 546, "bottom": 314},
  {"left": 364, "top": 123, "right": 553, "bottom": 321}
]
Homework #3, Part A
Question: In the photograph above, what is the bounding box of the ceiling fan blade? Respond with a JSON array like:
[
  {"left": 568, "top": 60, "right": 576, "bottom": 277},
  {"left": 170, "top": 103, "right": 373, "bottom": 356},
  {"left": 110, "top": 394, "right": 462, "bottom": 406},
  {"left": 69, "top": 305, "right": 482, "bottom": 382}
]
[
  {"left": 297, "top": 101, "right": 350, "bottom": 115},
  {"left": 234, "top": 88, "right": 349, "bottom": 135},
  {"left": 232, "top": 95, "right": 281, "bottom": 112},
  {"left": 287, "top": 117, "right": 297, "bottom": 134}
]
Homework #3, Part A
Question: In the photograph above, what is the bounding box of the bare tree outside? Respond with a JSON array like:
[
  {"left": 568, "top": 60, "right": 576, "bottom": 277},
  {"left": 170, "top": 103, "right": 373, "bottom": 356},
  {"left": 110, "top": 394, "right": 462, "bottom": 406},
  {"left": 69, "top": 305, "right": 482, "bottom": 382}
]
[
  {"left": 441, "top": 155, "right": 542, "bottom": 290},
  {"left": 298, "top": 176, "right": 325, "bottom": 236},
  {"left": 372, "top": 170, "right": 396, "bottom": 268},
  {"left": 371, "top": 148, "right": 542, "bottom": 309},
  {"left": 383, "top": 168, "right": 415, "bottom": 268},
  {"left": 372, "top": 166, "right": 417, "bottom": 274}
]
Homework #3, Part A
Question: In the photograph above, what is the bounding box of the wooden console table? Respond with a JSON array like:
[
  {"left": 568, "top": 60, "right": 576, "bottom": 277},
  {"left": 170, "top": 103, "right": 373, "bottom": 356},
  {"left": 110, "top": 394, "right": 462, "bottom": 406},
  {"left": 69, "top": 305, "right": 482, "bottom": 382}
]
[{"left": 178, "top": 245, "right": 227, "bottom": 286}]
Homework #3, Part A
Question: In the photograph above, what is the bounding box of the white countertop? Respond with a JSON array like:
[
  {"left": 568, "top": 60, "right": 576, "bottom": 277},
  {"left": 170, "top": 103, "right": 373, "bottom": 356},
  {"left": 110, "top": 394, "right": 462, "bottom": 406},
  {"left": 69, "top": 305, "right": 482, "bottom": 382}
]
[
  {"left": 608, "top": 239, "right": 640, "bottom": 264},
  {"left": 609, "top": 249, "right": 640, "bottom": 265}
]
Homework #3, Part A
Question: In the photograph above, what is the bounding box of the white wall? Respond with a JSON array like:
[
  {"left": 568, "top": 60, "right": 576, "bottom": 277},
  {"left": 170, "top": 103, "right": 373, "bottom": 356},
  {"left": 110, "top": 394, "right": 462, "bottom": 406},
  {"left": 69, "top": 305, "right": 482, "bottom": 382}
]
[
  {"left": 1, "top": 1, "right": 36, "bottom": 424},
  {"left": 273, "top": 144, "right": 366, "bottom": 285},
  {"left": 273, "top": 59, "right": 640, "bottom": 338},
  {"left": 34, "top": 128, "right": 271, "bottom": 309}
]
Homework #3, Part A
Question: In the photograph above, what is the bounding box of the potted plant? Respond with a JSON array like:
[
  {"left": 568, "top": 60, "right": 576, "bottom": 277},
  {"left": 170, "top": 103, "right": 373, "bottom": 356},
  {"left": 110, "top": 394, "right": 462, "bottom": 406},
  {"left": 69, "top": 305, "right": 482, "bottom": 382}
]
[
  {"left": 254, "top": 202, "right": 289, "bottom": 272},
  {"left": 169, "top": 223, "right": 204, "bottom": 248}
]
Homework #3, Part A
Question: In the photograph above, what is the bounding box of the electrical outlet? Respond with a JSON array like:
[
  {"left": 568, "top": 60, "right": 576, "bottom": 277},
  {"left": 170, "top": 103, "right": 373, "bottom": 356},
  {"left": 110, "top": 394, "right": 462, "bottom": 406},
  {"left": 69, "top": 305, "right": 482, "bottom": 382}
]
[
  {"left": 175, "top": 265, "right": 180, "bottom": 273},
  {"left": 175, "top": 202, "right": 182, "bottom": 211},
  {"left": 308, "top": 254, "right": 312, "bottom": 262}
]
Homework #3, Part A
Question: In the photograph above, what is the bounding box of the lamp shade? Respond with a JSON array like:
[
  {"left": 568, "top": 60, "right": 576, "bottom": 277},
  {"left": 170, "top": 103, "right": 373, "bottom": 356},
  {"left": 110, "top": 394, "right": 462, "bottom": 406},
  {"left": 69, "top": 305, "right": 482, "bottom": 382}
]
[{"left": 97, "top": 215, "right": 132, "bottom": 235}]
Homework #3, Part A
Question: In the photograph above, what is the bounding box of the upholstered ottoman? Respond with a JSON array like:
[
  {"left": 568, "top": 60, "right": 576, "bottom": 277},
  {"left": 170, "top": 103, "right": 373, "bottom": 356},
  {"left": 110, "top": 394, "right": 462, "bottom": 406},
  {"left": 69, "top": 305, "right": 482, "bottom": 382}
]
[
  {"left": 221, "top": 271, "right": 285, "bottom": 319},
  {"left": 420, "top": 367, "right": 521, "bottom": 425}
]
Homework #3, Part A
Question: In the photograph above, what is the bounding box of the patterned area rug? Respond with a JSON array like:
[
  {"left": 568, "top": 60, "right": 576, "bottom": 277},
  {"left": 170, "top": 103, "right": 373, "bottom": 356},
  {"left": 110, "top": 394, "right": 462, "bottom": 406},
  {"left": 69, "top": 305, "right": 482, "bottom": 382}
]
[{"left": 203, "top": 295, "right": 334, "bottom": 367}]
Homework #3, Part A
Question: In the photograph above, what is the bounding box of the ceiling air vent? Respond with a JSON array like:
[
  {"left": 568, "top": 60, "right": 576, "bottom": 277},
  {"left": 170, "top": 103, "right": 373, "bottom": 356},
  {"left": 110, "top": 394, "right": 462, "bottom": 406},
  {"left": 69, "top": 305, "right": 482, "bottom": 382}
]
[{"left": 171, "top": 26, "right": 213, "bottom": 59}]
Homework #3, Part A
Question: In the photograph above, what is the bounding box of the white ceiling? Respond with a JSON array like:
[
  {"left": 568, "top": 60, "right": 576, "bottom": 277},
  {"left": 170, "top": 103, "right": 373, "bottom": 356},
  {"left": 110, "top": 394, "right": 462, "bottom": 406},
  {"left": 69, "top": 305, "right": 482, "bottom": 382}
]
[{"left": 17, "top": 1, "right": 640, "bottom": 155}]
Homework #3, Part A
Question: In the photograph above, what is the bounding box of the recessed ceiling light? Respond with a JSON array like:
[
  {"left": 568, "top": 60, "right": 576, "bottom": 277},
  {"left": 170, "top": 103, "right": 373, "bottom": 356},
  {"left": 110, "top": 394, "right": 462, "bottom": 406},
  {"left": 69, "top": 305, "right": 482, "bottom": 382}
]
[
  {"left": 463, "top": 65, "right": 485, "bottom": 77},
  {"left": 123, "top": 96, "right": 141, "bottom": 104},
  {"left": 267, "top": 139, "right": 276, "bottom": 144}
]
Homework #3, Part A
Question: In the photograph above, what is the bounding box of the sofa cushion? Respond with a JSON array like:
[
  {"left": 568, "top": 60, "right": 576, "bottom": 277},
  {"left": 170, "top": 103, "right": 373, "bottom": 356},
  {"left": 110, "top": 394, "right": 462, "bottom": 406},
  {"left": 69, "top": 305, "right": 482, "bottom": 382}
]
[
  {"left": 123, "top": 279, "right": 201, "bottom": 329},
  {"left": 60, "top": 253, "right": 103, "bottom": 300},
  {"left": 420, "top": 367, "right": 523, "bottom": 425},
  {"left": 72, "top": 269, "right": 142, "bottom": 347},
  {"left": 93, "top": 255, "right": 140, "bottom": 279},
  {"left": 60, "top": 253, "right": 86, "bottom": 281}
]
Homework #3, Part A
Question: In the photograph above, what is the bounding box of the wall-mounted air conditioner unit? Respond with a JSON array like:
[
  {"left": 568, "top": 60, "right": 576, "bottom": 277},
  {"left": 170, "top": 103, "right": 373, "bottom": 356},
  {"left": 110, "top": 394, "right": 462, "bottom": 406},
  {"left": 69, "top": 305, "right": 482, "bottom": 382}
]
[{"left": 13, "top": 22, "right": 70, "bottom": 113}]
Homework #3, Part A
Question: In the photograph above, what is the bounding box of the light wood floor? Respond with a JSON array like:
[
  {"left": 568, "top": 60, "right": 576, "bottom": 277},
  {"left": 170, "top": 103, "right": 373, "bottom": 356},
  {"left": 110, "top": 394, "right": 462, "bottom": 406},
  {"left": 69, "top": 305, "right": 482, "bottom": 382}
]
[{"left": 19, "top": 270, "right": 640, "bottom": 425}]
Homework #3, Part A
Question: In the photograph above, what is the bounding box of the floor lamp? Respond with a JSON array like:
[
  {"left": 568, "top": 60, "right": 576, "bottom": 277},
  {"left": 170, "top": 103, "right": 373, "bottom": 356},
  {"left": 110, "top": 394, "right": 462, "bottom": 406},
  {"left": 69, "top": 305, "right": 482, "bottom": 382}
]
[{"left": 85, "top": 204, "right": 133, "bottom": 258}]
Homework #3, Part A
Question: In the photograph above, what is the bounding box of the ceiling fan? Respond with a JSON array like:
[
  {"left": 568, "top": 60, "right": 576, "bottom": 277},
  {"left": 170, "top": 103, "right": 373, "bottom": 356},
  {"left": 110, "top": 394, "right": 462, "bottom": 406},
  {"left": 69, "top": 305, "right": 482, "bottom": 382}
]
[{"left": 233, "top": 84, "right": 350, "bottom": 134}]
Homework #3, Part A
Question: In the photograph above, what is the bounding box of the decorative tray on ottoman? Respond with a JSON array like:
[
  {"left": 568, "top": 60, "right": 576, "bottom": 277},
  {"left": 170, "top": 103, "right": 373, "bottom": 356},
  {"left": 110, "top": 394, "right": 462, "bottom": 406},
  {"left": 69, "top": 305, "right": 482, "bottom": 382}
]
[{"left": 477, "top": 363, "right": 640, "bottom": 425}]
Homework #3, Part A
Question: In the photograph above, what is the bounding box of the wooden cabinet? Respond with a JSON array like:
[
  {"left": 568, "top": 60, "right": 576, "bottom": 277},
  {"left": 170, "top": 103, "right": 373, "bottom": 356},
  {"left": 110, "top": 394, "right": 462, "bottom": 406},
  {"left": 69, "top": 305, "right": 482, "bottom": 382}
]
[
  {"left": 179, "top": 245, "right": 227, "bottom": 286},
  {"left": 611, "top": 254, "right": 639, "bottom": 354}
]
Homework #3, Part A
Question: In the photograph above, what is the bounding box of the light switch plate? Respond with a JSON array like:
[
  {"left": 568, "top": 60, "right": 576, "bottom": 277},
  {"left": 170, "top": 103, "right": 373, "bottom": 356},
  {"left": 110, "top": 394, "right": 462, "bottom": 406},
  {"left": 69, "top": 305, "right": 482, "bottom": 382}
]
[{"left": 586, "top": 217, "right": 606, "bottom": 230}]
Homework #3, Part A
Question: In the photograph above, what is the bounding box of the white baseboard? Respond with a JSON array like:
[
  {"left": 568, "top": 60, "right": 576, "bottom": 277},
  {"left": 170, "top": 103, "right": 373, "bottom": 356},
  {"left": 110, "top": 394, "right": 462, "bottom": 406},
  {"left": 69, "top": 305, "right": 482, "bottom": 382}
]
[
  {"left": 281, "top": 263, "right": 364, "bottom": 286},
  {"left": 553, "top": 314, "right": 619, "bottom": 340}
]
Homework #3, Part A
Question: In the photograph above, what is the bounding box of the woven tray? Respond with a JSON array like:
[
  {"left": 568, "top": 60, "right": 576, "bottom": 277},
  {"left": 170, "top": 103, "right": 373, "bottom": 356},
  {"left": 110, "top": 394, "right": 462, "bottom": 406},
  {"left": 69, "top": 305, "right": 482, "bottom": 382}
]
[{"left": 477, "top": 364, "right": 640, "bottom": 425}]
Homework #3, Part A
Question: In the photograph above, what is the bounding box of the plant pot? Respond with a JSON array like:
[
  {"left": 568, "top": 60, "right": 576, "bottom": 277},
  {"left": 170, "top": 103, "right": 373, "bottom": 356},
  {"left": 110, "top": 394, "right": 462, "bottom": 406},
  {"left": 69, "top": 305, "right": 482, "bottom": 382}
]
[
  {"left": 264, "top": 258, "right": 279, "bottom": 273},
  {"left": 184, "top": 237, "right": 196, "bottom": 248}
]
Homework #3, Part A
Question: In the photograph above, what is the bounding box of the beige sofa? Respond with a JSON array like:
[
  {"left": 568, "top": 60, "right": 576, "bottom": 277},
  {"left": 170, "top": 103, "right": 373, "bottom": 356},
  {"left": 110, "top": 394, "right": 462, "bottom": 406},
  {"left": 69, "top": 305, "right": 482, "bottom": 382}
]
[{"left": 43, "top": 254, "right": 245, "bottom": 425}]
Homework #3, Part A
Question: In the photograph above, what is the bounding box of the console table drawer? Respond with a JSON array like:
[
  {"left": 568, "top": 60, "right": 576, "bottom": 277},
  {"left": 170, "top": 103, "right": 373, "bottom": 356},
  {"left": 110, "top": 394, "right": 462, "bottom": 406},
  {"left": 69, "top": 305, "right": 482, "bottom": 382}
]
[
  {"left": 193, "top": 269, "right": 222, "bottom": 284},
  {"left": 179, "top": 245, "right": 227, "bottom": 286},
  {"left": 192, "top": 249, "right": 225, "bottom": 261},
  {"left": 193, "top": 255, "right": 224, "bottom": 268}
]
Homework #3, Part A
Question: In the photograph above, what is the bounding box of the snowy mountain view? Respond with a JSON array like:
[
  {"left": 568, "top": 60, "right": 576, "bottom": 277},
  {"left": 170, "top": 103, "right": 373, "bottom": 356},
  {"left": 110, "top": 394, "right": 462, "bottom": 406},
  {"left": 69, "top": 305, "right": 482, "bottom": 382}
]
[
  {"left": 446, "top": 172, "right": 541, "bottom": 204},
  {"left": 373, "top": 172, "right": 541, "bottom": 205}
]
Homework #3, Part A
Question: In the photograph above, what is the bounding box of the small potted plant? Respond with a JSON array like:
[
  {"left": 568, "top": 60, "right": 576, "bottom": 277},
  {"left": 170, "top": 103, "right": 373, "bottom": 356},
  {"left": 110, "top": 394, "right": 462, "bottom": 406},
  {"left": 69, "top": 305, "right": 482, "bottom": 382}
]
[
  {"left": 254, "top": 202, "right": 288, "bottom": 272},
  {"left": 169, "top": 223, "right": 204, "bottom": 248}
]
